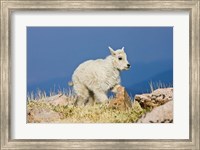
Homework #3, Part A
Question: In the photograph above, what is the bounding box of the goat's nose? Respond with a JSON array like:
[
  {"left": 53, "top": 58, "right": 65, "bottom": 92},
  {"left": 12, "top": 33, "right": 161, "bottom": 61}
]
[{"left": 127, "top": 64, "right": 131, "bottom": 68}]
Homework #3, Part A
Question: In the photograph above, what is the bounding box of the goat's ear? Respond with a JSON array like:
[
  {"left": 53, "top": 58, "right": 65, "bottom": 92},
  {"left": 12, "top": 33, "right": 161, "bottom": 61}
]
[
  {"left": 121, "top": 47, "right": 124, "bottom": 51},
  {"left": 109, "top": 46, "right": 115, "bottom": 56}
]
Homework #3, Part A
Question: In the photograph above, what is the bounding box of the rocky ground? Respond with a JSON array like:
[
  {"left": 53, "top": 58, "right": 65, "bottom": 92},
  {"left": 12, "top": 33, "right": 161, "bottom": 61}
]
[
  {"left": 136, "top": 88, "right": 173, "bottom": 123},
  {"left": 27, "top": 87, "right": 173, "bottom": 123}
]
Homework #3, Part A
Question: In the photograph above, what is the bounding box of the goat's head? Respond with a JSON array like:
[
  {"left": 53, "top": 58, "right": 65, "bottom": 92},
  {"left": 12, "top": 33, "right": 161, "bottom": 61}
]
[{"left": 109, "top": 46, "right": 131, "bottom": 71}]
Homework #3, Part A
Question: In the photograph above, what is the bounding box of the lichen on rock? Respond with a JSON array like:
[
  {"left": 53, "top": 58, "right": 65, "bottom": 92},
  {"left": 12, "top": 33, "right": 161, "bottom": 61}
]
[
  {"left": 134, "top": 88, "right": 173, "bottom": 109},
  {"left": 108, "top": 86, "right": 132, "bottom": 111}
]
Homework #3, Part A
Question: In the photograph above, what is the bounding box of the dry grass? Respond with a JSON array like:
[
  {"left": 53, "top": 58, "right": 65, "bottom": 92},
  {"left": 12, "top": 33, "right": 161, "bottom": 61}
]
[
  {"left": 27, "top": 95, "right": 145, "bottom": 123},
  {"left": 149, "top": 81, "right": 173, "bottom": 92}
]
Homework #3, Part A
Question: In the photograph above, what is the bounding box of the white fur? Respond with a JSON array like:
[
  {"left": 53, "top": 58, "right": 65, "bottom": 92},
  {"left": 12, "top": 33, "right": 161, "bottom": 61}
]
[{"left": 71, "top": 47, "right": 130, "bottom": 106}]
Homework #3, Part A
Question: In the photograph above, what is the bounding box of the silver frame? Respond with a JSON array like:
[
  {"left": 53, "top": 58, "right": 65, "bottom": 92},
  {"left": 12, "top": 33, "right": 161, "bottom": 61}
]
[{"left": 1, "top": 0, "right": 199, "bottom": 149}]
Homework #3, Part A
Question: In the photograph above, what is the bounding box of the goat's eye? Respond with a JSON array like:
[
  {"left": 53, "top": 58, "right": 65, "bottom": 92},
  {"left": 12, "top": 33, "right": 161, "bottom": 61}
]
[{"left": 118, "top": 57, "right": 122, "bottom": 60}]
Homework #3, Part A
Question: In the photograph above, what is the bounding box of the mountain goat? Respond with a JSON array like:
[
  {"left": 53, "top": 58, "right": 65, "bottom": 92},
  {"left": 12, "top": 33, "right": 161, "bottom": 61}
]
[{"left": 71, "top": 47, "right": 131, "bottom": 106}]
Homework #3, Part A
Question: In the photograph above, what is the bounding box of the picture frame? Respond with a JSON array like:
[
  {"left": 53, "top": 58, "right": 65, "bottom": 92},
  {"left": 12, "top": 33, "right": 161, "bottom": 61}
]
[{"left": 0, "top": 0, "right": 199, "bottom": 149}]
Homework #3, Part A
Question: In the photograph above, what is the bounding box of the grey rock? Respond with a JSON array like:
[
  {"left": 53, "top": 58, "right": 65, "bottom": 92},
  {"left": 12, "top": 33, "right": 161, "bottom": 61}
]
[
  {"left": 27, "top": 107, "right": 61, "bottom": 123},
  {"left": 134, "top": 88, "right": 173, "bottom": 109},
  {"left": 137, "top": 101, "right": 173, "bottom": 123},
  {"left": 45, "top": 94, "right": 75, "bottom": 106},
  {"left": 152, "top": 88, "right": 173, "bottom": 100}
]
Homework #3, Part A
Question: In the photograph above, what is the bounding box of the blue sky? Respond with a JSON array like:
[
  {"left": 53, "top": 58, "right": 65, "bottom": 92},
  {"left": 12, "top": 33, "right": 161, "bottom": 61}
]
[{"left": 27, "top": 27, "right": 173, "bottom": 96}]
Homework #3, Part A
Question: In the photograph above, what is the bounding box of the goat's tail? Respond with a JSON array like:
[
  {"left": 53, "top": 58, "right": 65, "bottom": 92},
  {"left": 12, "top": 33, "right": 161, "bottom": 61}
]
[{"left": 68, "top": 81, "right": 74, "bottom": 86}]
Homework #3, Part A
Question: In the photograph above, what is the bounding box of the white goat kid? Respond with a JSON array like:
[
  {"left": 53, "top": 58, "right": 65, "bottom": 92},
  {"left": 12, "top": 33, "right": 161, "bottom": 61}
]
[{"left": 71, "top": 47, "right": 131, "bottom": 106}]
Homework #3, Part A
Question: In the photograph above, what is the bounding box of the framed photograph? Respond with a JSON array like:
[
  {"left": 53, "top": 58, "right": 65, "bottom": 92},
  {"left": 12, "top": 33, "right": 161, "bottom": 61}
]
[{"left": 1, "top": 0, "right": 199, "bottom": 149}]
